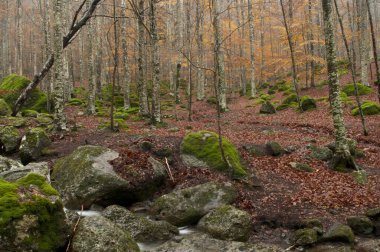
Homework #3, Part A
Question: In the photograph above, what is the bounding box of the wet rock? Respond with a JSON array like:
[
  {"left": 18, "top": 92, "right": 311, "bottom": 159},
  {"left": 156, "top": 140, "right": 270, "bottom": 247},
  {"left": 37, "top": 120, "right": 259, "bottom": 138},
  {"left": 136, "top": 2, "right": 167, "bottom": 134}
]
[
  {"left": 150, "top": 182, "right": 237, "bottom": 226},
  {"left": 102, "top": 205, "right": 178, "bottom": 242},
  {"left": 198, "top": 205, "right": 252, "bottom": 242},
  {"left": 71, "top": 216, "right": 139, "bottom": 252}
]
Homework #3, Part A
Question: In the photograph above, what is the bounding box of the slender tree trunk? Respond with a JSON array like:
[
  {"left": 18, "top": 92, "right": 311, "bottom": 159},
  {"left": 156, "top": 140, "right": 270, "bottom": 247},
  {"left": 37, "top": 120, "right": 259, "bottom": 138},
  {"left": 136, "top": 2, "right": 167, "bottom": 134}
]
[
  {"left": 150, "top": 0, "right": 161, "bottom": 124},
  {"left": 322, "top": 0, "right": 357, "bottom": 171},
  {"left": 86, "top": 1, "right": 96, "bottom": 115},
  {"left": 196, "top": 0, "right": 205, "bottom": 101},
  {"left": 308, "top": 0, "right": 316, "bottom": 87},
  {"left": 280, "top": 0, "right": 302, "bottom": 111},
  {"left": 137, "top": 0, "right": 149, "bottom": 116},
  {"left": 247, "top": 0, "right": 256, "bottom": 98},
  {"left": 356, "top": 0, "right": 370, "bottom": 86},
  {"left": 365, "top": 0, "right": 380, "bottom": 102},
  {"left": 53, "top": 0, "right": 67, "bottom": 131},
  {"left": 121, "top": 0, "right": 131, "bottom": 110},
  {"left": 17, "top": 0, "right": 23, "bottom": 76},
  {"left": 212, "top": 0, "right": 227, "bottom": 112}
]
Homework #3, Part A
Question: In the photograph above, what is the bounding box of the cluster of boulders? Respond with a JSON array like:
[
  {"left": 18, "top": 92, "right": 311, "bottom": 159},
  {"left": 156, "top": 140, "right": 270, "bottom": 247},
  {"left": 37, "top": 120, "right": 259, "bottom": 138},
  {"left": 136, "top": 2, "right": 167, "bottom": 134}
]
[{"left": 292, "top": 210, "right": 380, "bottom": 249}]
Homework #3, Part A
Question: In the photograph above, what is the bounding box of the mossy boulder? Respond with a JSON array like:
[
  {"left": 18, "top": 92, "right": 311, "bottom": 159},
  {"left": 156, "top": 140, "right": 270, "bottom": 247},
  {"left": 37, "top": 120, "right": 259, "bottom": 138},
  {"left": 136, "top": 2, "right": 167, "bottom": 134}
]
[
  {"left": 260, "top": 101, "right": 276, "bottom": 114},
  {"left": 8, "top": 117, "right": 27, "bottom": 128},
  {"left": 308, "top": 145, "right": 333, "bottom": 161},
  {"left": 0, "top": 98, "right": 11, "bottom": 116},
  {"left": 181, "top": 131, "right": 248, "bottom": 178},
  {"left": 102, "top": 205, "right": 178, "bottom": 242},
  {"left": 154, "top": 233, "right": 282, "bottom": 252},
  {"left": 282, "top": 93, "right": 298, "bottom": 105},
  {"left": 0, "top": 126, "right": 21, "bottom": 153},
  {"left": 289, "top": 162, "right": 314, "bottom": 173},
  {"left": 35, "top": 113, "right": 54, "bottom": 126},
  {"left": 0, "top": 74, "right": 47, "bottom": 112},
  {"left": 0, "top": 173, "right": 69, "bottom": 251},
  {"left": 71, "top": 216, "right": 139, "bottom": 252},
  {"left": 342, "top": 83, "right": 372, "bottom": 96},
  {"left": 366, "top": 208, "right": 380, "bottom": 219},
  {"left": 0, "top": 161, "right": 50, "bottom": 182},
  {"left": 346, "top": 216, "right": 374, "bottom": 235},
  {"left": 198, "top": 205, "right": 252, "bottom": 242},
  {"left": 323, "top": 223, "right": 355, "bottom": 243},
  {"left": 0, "top": 156, "right": 23, "bottom": 173},
  {"left": 21, "top": 109, "right": 38, "bottom": 118},
  {"left": 266, "top": 141, "right": 284, "bottom": 156},
  {"left": 292, "top": 228, "right": 319, "bottom": 246},
  {"left": 150, "top": 182, "right": 238, "bottom": 226},
  {"left": 19, "top": 127, "right": 51, "bottom": 165},
  {"left": 243, "top": 144, "right": 268, "bottom": 157},
  {"left": 301, "top": 96, "right": 317, "bottom": 111},
  {"left": 352, "top": 101, "right": 380, "bottom": 116},
  {"left": 52, "top": 146, "right": 167, "bottom": 209}
]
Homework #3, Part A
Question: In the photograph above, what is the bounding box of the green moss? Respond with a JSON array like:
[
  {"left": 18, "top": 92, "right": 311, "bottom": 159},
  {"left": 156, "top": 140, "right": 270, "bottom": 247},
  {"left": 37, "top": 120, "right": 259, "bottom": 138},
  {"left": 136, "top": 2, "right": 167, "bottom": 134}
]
[
  {"left": 0, "top": 173, "right": 66, "bottom": 251},
  {"left": 276, "top": 103, "right": 290, "bottom": 111},
  {"left": 300, "top": 96, "right": 317, "bottom": 111},
  {"left": 207, "top": 96, "right": 217, "bottom": 105},
  {"left": 352, "top": 170, "right": 367, "bottom": 185},
  {"left": 282, "top": 93, "right": 298, "bottom": 105},
  {"left": 98, "top": 119, "right": 128, "bottom": 130},
  {"left": 114, "top": 112, "right": 129, "bottom": 120},
  {"left": 342, "top": 83, "right": 372, "bottom": 96},
  {"left": 182, "top": 131, "right": 247, "bottom": 178},
  {"left": 352, "top": 101, "right": 380, "bottom": 116},
  {"left": 0, "top": 74, "right": 47, "bottom": 112},
  {"left": 293, "top": 228, "right": 318, "bottom": 246},
  {"left": 68, "top": 98, "right": 85, "bottom": 106},
  {"left": 278, "top": 84, "right": 292, "bottom": 92},
  {"left": 259, "top": 94, "right": 274, "bottom": 101},
  {"left": 21, "top": 109, "right": 38, "bottom": 118},
  {"left": 0, "top": 98, "right": 11, "bottom": 116}
]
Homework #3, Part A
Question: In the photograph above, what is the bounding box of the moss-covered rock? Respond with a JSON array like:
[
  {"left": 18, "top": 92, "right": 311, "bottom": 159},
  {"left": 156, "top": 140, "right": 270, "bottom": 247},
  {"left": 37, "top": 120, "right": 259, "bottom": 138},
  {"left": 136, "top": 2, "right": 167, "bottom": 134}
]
[
  {"left": 0, "top": 74, "right": 47, "bottom": 112},
  {"left": 289, "top": 162, "right": 314, "bottom": 173},
  {"left": 19, "top": 127, "right": 51, "bottom": 165},
  {"left": 8, "top": 116, "right": 27, "bottom": 128},
  {"left": 0, "top": 156, "right": 23, "bottom": 173},
  {"left": 0, "top": 126, "right": 21, "bottom": 153},
  {"left": 102, "top": 205, "right": 178, "bottom": 242},
  {"left": 342, "top": 83, "right": 372, "bottom": 96},
  {"left": 21, "top": 109, "right": 38, "bottom": 118},
  {"left": 282, "top": 93, "right": 298, "bottom": 105},
  {"left": 300, "top": 218, "right": 324, "bottom": 231},
  {"left": 243, "top": 144, "right": 268, "bottom": 156},
  {"left": 292, "top": 228, "right": 319, "bottom": 246},
  {"left": 266, "top": 141, "right": 284, "bottom": 156},
  {"left": 52, "top": 146, "right": 166, "bottom": 209},
  {"left": 366, "top": 208, "right": 380, "bottom": 219},
  {"left": 347, "top": 216, "right": 374, "bottom": 235},
  {"left": 260, "top": 101, "right": 276, "bottom": 114},
  {"left": 35, "top": 113, "right": 54, "bottom": 126},
  {"left": 181, "top": 131, "right": 248, "bottom": 178},
  {"left": 198, "top": 205, "right": 251, "bottom": 242},
  {"left": 71, "top": 216, "right": 139, "bottom": 252},
  {"left": 68, "top": 98, "right": 85, "bottom": 106},
  {"left": 352, "top": 101, "right": 380, "bottom": 116},
  {"left": 308, "top": 145, "right": 333, "bottom": 161},
  {"left": 0, "top": 173, "right": 68, "bottom": 251},
  {"left": 0, "top": 98, "right": 11, "bottom": 116},
  {"left": 0, "top": 162, "right": 50, "bottom": 182},
  {"left": 323, "top": 223, "right": 355, "bottom": 243},
  {"left": 150, "top": 182, "right": 238, "bottom": 226},
  {"left": 276, "top": 103, "right": 290, "bottom": 111},
  {"left": 301, "top": 96, "right": 317, "bottom": 111}
]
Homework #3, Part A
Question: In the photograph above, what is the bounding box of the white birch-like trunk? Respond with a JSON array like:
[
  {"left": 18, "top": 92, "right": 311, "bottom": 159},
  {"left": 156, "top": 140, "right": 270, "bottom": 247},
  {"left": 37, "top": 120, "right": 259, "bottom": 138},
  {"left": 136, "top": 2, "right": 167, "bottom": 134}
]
[
  {"left": 87, "top": 1, "right": 96, "bottom": 115},
  {"left": 247, "top": 0, "right": 256, "bottom": 98},
  {"left": 121, "top": 0, "right": 131, "bottom": 110},
  {"left": 196, "top": 0, "right": 205, "bottom": 101}
]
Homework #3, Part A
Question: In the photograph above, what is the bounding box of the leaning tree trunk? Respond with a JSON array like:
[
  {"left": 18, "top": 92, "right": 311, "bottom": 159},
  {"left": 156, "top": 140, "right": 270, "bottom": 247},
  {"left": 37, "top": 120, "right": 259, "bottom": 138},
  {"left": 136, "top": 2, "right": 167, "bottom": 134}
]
[
  {"left": 150, "top": 0, "right": 161, "bottom": 124},
  {"left": 212, "top": 0, "right": 227, "bottom": 112},
  {"left": 52, "top": 0, "right": 67, "bottom": 131},
  {"left": 247, "top": 0, "right": 256, "bottom": 98},
  {"left": 280, "top": 0, "right": 302, "bottom": 111},
  {"left": 365, "top": 0, "right": 380, "bottom": 102},
  {"left": 322, "top": 0, "right": 357, "bottom": 171},
  {"left": 333, "top": 0, "right": 368, "bottom": 136}
]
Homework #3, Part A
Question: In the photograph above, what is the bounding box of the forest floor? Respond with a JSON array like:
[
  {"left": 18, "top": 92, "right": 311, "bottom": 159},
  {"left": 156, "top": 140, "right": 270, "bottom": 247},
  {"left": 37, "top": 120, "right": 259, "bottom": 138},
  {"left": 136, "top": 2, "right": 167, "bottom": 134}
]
[{"left": 47, "top": 81, "right": 380, "bottom": 247}]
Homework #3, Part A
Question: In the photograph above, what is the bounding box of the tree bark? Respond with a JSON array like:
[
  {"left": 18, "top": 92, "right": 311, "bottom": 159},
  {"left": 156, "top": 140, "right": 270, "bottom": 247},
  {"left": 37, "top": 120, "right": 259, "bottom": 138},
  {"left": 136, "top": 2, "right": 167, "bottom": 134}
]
[
  {"left": 121, "top": 0, "right": 131, "bottom": 110},
  {"left": 247, "top": 0, "right": 256, "bottom": 98}
]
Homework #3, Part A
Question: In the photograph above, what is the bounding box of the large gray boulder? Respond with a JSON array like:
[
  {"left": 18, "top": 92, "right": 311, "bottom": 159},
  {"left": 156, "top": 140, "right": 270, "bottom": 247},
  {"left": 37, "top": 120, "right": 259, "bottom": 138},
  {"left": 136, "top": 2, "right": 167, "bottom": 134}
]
[
  {"left": 0, "top": 126, "right": 21, "bottom": 153},
  {"left": 102, "top": 205, "right": 178, "bottom": 242},
  {"left": 0, "top": 161, "right": 50, "bottom": 182},
  {"left": 154, "top": 233, "right": 282, "bottom": 252},
  {"left": 0, "top": 173, "right": 69, "bottom": 251},
  {"left": 150, "top": 182, "right": 238, "bottom": 226},
  {"left": 71, "top": 216, "right": 139, "bottom": 252},
  {"left": 0, "top": 156, "right": 23, "bottom": 173},
  {"left": 198, "top": 205, "right": 252, "bottom": 242},
  {"left": 52, "top": 145, "right": 167, "bottom": 209},
  {"left": 19, "top": 127, "right": 51, "bottom": 165}
]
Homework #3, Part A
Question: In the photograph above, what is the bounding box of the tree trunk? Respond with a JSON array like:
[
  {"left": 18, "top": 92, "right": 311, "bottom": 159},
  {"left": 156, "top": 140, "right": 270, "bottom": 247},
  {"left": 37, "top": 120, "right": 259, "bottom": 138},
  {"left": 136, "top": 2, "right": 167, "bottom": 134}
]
[
  {"left": 247, "top": 0, "right": 256, "bottom": 98},
  {"left": 121, "top": 0, "right": 131, "bottom": 110},
  {"left": 213, "top": 0, "right": 227, "bottom": 112},
  {"left": 86, "top": 1, "right": 96, "bottom": 115},
  {"left": 356, "top": 0, "right": 370, "bottom": 86},
  {"left": 52, "top": 0, "right": 67, "bottom": 131},
  {"left": 150, "top": 0, "right": 161, "bottom": 124},
  {"left": 322, "top": 0, "right": 357, "bottom": 171},
  {"left": 196, "top": 0, "right": 205, "bottom": 101}
]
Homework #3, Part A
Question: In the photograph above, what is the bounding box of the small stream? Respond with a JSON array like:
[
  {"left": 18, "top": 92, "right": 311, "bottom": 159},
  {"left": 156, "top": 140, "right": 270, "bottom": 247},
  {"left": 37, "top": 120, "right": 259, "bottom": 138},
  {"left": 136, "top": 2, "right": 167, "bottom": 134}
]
[{"left": 64, "top": 209, "right": 200, "bottom": 251}]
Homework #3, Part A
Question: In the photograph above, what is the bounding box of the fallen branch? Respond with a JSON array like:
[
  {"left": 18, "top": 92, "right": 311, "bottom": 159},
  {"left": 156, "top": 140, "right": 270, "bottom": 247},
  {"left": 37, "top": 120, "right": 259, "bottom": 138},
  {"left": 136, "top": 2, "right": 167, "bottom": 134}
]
[
  {"left": 164, "top": 157, "right": 175, "bottom": 182},
  {"left": 65, "top": 205, "right": 84, "bottom": 252},
  {"left": 12, "top": 0, "right": 103, "bottom": 116}
]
